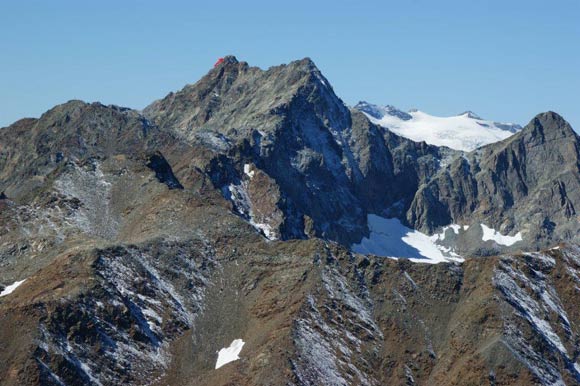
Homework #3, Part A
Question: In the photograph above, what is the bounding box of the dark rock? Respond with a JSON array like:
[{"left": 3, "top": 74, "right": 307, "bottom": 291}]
[{"left": 145, "top": 151, "right": 184, "bottom": 190}]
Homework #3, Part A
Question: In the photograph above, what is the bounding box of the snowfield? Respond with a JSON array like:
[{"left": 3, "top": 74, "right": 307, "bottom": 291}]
[
  {"left": 0, "top": 279, "right": 26, "bottom": 297},
  {"left": 216, "top": 339, "right": 245, "bottom": 369},
  {"left": 481, "top": 224, "right": 522, "bottom": 246},
  {"left": 352, "top": 215, "right": 463, "bottom": 264},
  {"left": 355, "top": 102, "right": 521, "bottom": 151}
]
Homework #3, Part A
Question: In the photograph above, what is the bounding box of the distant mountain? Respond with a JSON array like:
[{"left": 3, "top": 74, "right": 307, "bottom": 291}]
[{"left": 355, "top": 101, "right": 522, "bottom": 151}]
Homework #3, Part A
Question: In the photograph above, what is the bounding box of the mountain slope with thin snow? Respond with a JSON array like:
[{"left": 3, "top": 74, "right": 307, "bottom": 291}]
[{"left": 355, "top": 101, "right": 522, "bottom": 151}]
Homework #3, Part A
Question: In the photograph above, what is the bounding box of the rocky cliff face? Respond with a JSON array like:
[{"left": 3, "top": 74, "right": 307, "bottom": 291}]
[
  {"left": 408, "top": 111, "right": 580, "bottom": 255},
  {"left": 2, "top": 56, "right": 580, "bottom": 385},
  {"left": 142, "top": 56, "right": 452, "bottom": 245}
]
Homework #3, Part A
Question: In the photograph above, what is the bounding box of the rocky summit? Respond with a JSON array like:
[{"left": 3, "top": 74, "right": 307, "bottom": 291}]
[{"left": 1, "top": 56, "right": 580, "bottom": 386}]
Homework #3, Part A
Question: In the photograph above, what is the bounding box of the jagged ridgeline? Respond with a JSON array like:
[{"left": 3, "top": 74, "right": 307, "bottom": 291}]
[{"left": 1, "top": 56, "right": 580, "bottom": 386}]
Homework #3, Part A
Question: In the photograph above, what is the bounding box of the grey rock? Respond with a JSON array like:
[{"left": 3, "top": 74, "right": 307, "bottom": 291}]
[{"left": 408, "top": 111, "right": 580, "bottom": 254}]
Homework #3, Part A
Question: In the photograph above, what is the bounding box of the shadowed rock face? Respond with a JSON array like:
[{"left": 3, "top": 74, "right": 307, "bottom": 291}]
[
  {"left": 2, "top": 57, "right": 580, "bottom": 386},
  {"left": 145, "top": 152, "right": 184, "bottom": 190}
]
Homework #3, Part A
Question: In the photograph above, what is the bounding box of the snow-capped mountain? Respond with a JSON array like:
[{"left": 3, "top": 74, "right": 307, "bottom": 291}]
[{"left": 355, "top": 101, "right": 522, "bottom": 151}]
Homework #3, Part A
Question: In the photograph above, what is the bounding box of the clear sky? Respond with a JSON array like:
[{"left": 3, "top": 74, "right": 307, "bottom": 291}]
[{"left": 1, "top": 0, "right": 579, "bottom": 129}]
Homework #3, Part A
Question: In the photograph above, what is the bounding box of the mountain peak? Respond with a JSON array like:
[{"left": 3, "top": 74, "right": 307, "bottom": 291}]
[
  {"left": 213, "top": 55, "right": 239, "bottom": 67},
  {"left": 525, "top": 111, "right": 576, "bottom": 142},
  {"left": 534, "top": 111, "right": 568, "bottom": 127},
  {"left": 222, "top": 55, "right": 238, "bottom": 64},
  {"left": 354, "top": 101, "right": 412, "bottom": 121},
  {"left": 209, "top": 55, "right": 249, "bottom": 78},
  {"left": 144, "top": 56, "right": 348, "bottom": 143},
  {"left": 297, "top": 56, "right": 316, "bottom": 66},
  {"left": 459, "top": 111, "right": 482, "bottom": 119},
  {"left": 286, "top": 57, "right": 324, "bottom": 79}
]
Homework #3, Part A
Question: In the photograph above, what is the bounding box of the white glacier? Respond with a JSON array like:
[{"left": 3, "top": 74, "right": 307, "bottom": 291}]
[{"left": 356, "top": 102, "right": 521, "bottom": 151}]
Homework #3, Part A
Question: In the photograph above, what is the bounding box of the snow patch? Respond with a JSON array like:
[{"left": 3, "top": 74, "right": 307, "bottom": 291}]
[
  {"left": 243, "top": 164, "right": 255, "bottom": 179},
  {"left": 449, "top": 224, "right": 461, "bottom": 234},
  {"left": 215, "top": 339, "right": 245, "bottom": 369},
  {"left": 404, "top": 272, "right": 418, "bottom": 289},
  {"left": 352, "top": 215, "right": 463, "bottom": 264},
  {"left": 481, "top": 224, "right": 522, "bottom": 246},
  {"left": 0, "top": 279, "right": 26, "bottom": 297},
  {"left": 430, "top": 224, "right": 463, "bottom": 241}
]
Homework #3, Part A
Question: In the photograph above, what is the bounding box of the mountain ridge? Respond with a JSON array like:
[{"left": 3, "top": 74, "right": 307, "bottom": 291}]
[{"left": 2, "top": 56, "right": 580, "bottom": 385}]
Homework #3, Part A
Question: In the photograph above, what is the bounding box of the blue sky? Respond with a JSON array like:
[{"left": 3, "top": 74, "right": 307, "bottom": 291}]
[{"left": 1, "top": 0, "right": 579, "bottom": 129}]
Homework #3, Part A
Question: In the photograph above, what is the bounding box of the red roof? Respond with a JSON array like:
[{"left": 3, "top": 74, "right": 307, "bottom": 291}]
[{"left": 214, "top": 57, "right": 225, "bottom": 67}]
